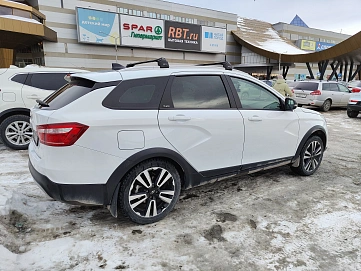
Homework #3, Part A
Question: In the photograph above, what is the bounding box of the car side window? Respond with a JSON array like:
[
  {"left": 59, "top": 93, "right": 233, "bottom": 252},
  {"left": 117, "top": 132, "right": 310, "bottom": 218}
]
[
  {"left": 170, "top": 76, "right": 230, "bottom": 109},
  {"left": 102, "top": 76, "right": 169, "bottom": 110},
  {"left": 230, "top": 77, "right": 281, "bottom": 110},
  {"left": 328, "top": 84, "right": 339, "bottom": 92},
  {"left": 26, "top": 73, "right": 69, "bottom": 91},
  {"left": 338, "top": 84, "right": 350, "bottom": 93},
  {"left": 11, "top": 74, "right": 28, "bottom": 84},
  {"left": 322, "top": 83, "right": 330, "bottom": 91}
]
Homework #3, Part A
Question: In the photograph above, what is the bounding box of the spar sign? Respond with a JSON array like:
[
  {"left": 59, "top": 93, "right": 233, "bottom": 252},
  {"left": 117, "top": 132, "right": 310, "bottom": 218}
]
[{"left": 120, "top": 15, "right": 164, "bottom": 48}]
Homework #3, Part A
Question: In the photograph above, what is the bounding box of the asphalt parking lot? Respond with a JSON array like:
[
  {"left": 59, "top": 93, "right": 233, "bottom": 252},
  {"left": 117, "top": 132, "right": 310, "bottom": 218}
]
[{"left": 0, "top": 108, "right": 360, "bottom": 271}]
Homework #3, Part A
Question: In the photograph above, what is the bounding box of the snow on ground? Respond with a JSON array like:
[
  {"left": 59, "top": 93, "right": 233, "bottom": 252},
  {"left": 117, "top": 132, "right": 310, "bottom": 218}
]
[{"left": 1, "top": 109, "right": 361, "bottom": 271}]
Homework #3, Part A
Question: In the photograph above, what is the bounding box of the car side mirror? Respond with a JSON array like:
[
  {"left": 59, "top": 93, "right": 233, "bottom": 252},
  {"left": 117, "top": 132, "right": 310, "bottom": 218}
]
[{"left": 285, "top": 98, "right": 297, "bottom": 111}]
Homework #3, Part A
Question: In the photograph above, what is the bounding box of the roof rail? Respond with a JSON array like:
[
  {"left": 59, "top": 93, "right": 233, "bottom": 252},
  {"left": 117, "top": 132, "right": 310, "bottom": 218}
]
[
  {"left": 112, "top": 63, "right": 126, "bottom": 70},
  {"left": 196, "top": 61, "right": 233, "bottom": 71},
  {"left": 126, "top": 58, "right": 169, "bottom": 68}
]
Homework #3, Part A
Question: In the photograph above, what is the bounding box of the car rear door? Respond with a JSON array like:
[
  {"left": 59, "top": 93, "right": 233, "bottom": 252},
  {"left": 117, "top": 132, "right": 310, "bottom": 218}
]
[
  {"left": 228, "top": 76, "right": 299, "bottom": 165},
  {"left": 158, "top": 73, "right": 244, "bottom": 173},
  {"left": 22, "top": 72, "right": 69, "bottom": 108},
  {"left": 322, "top": 83, "right": 342, "bottom": 106}
]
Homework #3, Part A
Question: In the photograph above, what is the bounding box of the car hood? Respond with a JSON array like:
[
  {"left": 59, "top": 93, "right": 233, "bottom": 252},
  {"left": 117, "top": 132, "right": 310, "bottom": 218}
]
[{"left": 296, "top": 107, "right": 321, "bottom": 116}]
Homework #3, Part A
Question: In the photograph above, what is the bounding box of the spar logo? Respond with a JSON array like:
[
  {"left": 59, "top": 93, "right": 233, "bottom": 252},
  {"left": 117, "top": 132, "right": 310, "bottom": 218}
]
[{"left": 123, "top": 23, "right": 163, "bottom": 41}]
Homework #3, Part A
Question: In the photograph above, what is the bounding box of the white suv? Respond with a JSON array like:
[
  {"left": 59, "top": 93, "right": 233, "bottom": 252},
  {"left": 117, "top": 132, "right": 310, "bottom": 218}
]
[
  {"left": 0, "top": 65, "right": 87, "bottom": 150},
  {"left": 28, "top": 59, "right": 328, "bottom": 224}
]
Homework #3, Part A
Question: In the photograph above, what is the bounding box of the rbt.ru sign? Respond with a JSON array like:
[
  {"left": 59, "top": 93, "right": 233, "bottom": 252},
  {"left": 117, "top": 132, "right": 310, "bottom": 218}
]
[{"left": 201, "top": 26, "right": 226, "bottom": 53}]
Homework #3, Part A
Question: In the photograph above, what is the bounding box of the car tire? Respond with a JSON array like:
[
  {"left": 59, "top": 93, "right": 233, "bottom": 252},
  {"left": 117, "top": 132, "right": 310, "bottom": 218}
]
[
  {"left": 347, "top": 110, "right": 359, "bottom": 118},
  {"left": 118, "top": 159, "right": 181, "bottom": 224},
  {"left": 320, "top": 99, "right": 331, "bottom": 112},
  {"left": 0, "top": 115, "right": 32, "bottom": 150},
  {"left": 291, "top": 136, "right": 324, "bottom": 176}
]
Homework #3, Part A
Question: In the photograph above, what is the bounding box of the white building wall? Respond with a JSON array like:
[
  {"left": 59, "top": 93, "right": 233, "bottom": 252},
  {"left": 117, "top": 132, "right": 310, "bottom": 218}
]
[{"left": 38, "top": 0, "right": 240, "bottom": 70}]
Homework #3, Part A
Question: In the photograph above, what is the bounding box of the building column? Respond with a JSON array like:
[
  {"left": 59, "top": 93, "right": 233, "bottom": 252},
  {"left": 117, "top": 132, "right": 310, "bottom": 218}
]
[{"left": 0, "top": 48, "right": 14, "bottom": 68}]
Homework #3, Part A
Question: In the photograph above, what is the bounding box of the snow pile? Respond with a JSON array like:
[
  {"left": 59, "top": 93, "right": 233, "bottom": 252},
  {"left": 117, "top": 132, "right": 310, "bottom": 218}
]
[{"left": 237, "top": 17, "right": 307, "bottom": 55}]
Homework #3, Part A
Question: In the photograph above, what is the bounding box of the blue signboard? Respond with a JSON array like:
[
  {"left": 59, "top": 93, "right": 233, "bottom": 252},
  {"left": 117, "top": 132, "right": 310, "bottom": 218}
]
[
  {"left": 76, "top": 8, "right": 120, "bottom": 45},
  {"left": 315, "top": 41, "right": 334, "bottom": 51}
]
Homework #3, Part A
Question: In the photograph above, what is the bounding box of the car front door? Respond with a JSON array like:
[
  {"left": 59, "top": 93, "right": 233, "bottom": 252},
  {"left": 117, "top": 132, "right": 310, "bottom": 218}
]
[
  {"left": 228, "top": 76, "right": 300, "bottom": 165},
  {"left": 158, "top": 73, "right": 244, "bottom": 173},
  {"left": 21, "top": 73, "right": 69, "bottom": 108}
]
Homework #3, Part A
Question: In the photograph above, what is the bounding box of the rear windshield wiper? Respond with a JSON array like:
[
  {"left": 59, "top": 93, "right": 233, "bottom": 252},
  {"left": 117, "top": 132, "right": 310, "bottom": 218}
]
[{"left": 36, "top": 99, "right": 49, "bottom": 107}]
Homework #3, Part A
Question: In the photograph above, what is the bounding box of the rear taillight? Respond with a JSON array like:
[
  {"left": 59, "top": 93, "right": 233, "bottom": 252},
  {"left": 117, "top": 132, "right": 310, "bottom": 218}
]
[
  {"left": 350, "top": 100, "right": 360, "bottom": 103},
  {"left": 352, "top": 88, "right": 361, "bottom": 93},
  {"left": 37, "top": 123, "right": 88, "bottom": 147},
  {"left": 310, "top": 90, "right": 321, "bottom": 95}
]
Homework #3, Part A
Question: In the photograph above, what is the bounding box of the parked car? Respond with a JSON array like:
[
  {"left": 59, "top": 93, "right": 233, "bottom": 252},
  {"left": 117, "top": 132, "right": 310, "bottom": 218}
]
[
  {"left": 29, "top": 58, "right": 328, "bottom": 225},
  {"left": 347, "top": 92, "right": 361, "bottom": 118},
  {"left": 347, "top": 80, "right": 361, "bottom": 93},
  {"left": 261, "top": 80, "right": 273, "bottom": 87},
  {"left": 0, "top": 65, "right": 88, "bottom": 150},
  {"left": 292, "top": 80, "right": 352, "bottom": 111}
]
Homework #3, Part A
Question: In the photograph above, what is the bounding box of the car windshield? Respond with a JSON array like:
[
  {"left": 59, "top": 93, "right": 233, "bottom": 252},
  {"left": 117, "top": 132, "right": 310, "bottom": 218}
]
[{"left": 293, "top": 82, "right": 318, "bottom": 91}]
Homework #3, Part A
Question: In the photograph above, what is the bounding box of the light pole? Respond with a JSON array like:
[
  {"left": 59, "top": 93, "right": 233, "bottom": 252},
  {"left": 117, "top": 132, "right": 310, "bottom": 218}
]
[{"left": 99, "top": 31, "right": 119, "bottom": 63}]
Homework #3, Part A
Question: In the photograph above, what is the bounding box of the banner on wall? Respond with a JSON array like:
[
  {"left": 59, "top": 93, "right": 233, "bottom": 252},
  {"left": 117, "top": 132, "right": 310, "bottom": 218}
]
[
  {"left": 120, "top": 15, "right": 164, "bottom": 48},
  {"left": 300, "top": 40, "right": 316, "bottom": 51},
  {"left": 201, "top": 26, "right": 226, "bottom": 53},
  {"left": 316, "top": 41, "right": 334, "bottom": 51},
  {"left": 164, "top": 21, "right": 201, "bottom": 51},
  {"left": 76, "top": 8, "right": 120, "bottom": 45}
]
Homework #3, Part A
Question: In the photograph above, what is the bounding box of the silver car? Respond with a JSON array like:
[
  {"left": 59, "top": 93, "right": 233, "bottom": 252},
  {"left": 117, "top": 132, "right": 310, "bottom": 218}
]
[{"left": 292, "top": 81, "right": 352, "bottom": 111}]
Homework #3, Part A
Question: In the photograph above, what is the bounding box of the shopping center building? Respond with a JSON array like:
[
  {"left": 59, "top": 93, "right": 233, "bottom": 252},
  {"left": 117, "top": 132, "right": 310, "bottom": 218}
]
[{"left": 1, "top": 0, "right": 360, "bottom": 80}]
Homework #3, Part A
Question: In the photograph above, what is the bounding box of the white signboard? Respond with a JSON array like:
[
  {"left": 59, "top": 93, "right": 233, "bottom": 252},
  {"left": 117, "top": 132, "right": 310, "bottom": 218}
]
[
  {"left": 201, "top": 26, "right": 226, "bottom": 53},
  {"left": 120, "top": 15, "right": 164, "bottom": 48}
]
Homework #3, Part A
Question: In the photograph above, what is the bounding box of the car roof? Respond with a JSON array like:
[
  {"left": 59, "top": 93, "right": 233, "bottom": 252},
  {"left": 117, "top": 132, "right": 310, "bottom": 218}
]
[
  {"left": 71, "top": 66, "right": 253, "bottom": 83},
  {"left": 0, "top": 65, "right": 88, "bottom": 75}
]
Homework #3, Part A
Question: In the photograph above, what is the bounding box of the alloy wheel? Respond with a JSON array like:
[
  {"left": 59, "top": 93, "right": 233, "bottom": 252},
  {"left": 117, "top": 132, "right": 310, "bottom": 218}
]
[
  {"left": 5, "top": 121, "right": 32, "bottom": 146},
  {"left": 302, "top": 140, "right": 323, "bottom": 173},
  {"left": 128, "top": 167, "right": 176, "bottom": 218}
]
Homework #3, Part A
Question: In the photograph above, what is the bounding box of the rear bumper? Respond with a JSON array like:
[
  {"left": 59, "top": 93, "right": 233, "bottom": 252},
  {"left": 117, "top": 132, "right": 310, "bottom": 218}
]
[
  {"left": 347, "top": 104, "right": 361, "bottom": 112},
  {"left": 29, "top": 159, "right": 107, "bottom": 205},
  {"left": 294, "top": 97, "right": 323, "bottom": 107}
]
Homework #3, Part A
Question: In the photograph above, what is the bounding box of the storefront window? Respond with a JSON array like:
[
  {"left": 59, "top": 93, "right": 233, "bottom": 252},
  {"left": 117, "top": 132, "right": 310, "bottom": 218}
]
[
  {"left": 13, "top": 8, "right": 31, "bottom": 18},
  {"left": 0, "top": 5, "right": 12, "bottom": 15}
]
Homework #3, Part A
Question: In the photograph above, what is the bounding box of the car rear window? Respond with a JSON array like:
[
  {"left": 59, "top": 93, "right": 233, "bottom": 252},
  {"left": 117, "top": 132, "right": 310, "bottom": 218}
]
[
  {"left": 293, "top": 82, "right": 318, "bottom": 91},
  {"left": 41, "top": 78, "right": 95, "bottom": 110}
]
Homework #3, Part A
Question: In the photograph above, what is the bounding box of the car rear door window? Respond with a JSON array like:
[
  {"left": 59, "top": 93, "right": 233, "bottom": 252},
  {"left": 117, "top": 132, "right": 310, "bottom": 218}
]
[
  {"left": 170, "top": 76, "right": 230, "bottom": 109},
  {"left": 322, "top": 83, "right": 330, "bottom": 91},
  {"left": 102, "top": 76, "right": 169, "bottom": 110},
  {"left": 328, "top": 84, "right": 339, "bottom": 92},
  {"left": 26, "top": 73, "right": 69, "bottom": 91}
]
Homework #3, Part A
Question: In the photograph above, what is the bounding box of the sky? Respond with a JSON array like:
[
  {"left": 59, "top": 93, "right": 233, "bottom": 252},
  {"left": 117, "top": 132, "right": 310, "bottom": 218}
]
[{"left": 168, "top": 0, "right": 361, "bottom": 35}]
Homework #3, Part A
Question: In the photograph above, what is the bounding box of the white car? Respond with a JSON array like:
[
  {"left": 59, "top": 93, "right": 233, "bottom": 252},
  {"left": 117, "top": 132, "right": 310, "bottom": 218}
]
[
  {"left": 292, "top": 80, "right": 352, "bottom": 111},
  {"left": 0, "top": 65, "right": 87, "bottom": 150},
  {"left": 347, "top": 92, "right": 361, "bottom": 118},
  {"left": 28, "top": 59, "right": 328, "bottom": 224}
]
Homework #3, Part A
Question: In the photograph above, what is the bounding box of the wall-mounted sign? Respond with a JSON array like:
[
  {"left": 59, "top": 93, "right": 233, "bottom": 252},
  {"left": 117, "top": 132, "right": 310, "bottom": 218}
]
[
  {"left": 316, "top": 41, "right": 334, "bottom": 51},
  {"left": 201, "top": 26, "right": 226, "bottom": 53},
  {"left": 300, "top": 40, "right": 316, "bottom": 51},
  {"left": 165, "top": 21, "right": 201, "bottom": 51},
  {"left": 120, "top": 15, "right": 164, "bottom": 48},
  {"left": 76, "top": 8, "right": 120, "bottom": 45}
]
